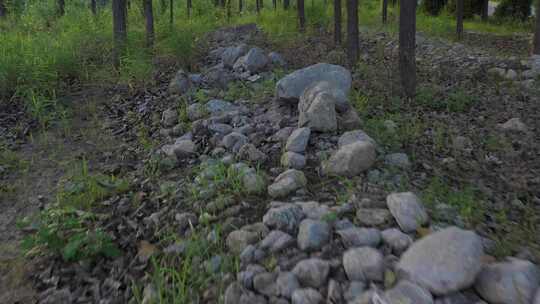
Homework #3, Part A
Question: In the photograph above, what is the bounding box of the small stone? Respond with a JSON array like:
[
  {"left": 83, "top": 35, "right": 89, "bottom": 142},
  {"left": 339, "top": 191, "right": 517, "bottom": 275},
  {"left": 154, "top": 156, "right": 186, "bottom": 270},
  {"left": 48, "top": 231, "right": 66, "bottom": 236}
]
[
  {"left": 222, "top": 132, "right": 249, "bottom": 151},
  {"left": 356, "top": 208, "right": 392, "bottom": 226},
  {"left": 291, "top": 288, "right": 323, "bottom": 304},
  {"left": 338, "top": 130, "right": 376, "bottom": 148},
  {"left": 286, "top": 127, "right": 311, "bottom": 153},
  {"left": 269, "top": 52, "right": 287, "bottom": 66},
  {"left": 240, "top": 291, "right": 267, "bottom": 304},
  {"left": 338, "top": 108, "right": 362, "bottom": 131},
  {"left": 267, "top": 169, "right": 307, "bottom": 198},
  {"left": 327, "top": 279, "right": 343, "bottom": 303},
  {"left": 297, "top": 219, "right": 331, "bottom": 251},
  {"left": 162, "top": 109, "right": 178, "bottom": 127},
  {"left": 277, "top": 272, "right": 300, "bottom": 299},
  {"left": 238, "top": 143, "right": 267, "bottom": 164},
  {"left": 474, "top": 258, "right": 540, "bottom": 304},
  {"left": 337, "top": 227, "right": 381, "bottom": 248},
  {"left": 222, "top": 44, "right": 249, "bottom": 68},
  {"left": 323, "top": 141, "right": 376, "bottom": 177},
  {"left": 498, "top": 117, "right": 527, "bottom": 132},
  {"left": 208, "top": 123, "right": 233, "bottom": 135},
  {"left": 260, "top": 230, "right": 295, "bottom": 253},
  {"left": 175, "top": 212, "right": 198, "bottom": 230},
  {"left": 292, "top": 258, "right": 330, "bottom": 288},
  {"left": 263, "top": 203, "right": 305, "bottom": 234},
  {"left": 238, "top": 264, "right": 266, "bottom": 289},
  {"left": 384, "top": 280, "right": 434, "bottom": 304},
  {"left": 142, "top": 284, "right": 158, "bottom": 304},
  {"left": 344, "top": 281, "right": 367, "bottom": 302},
  {"left": 168, "top": 70, "right": 191, "bottom": 95},
  {"left": 224, "top": 282, "right": 243, "bottom": 304},
  {"left": 385, "top": 153, "right": 411, "bottom": 169},
  {"left": 381, "top": 228, "right": 413, "bottom": 254},
  {"left": 242, "top": 169, "right": 266, "bottom": 194},
  {"left": 343, "top": 247, "right": 384, "bottom": 282},
  {"left": 234, "top": 47, "right": 269, "bottom": 73},
  {"left": 281, "top": 152, "right": 307, "bottom": 169},
  {"left": 298, "top": 85, "right": 337, "bottom": 132},
  {"left": 386, "top": 192, "right": 428, "bottom": 232},
  {"left": 254, "top": 272, "right": 279, "bottom": 296},
  {"left": 226, "top": 230, "right": 259, "bottom": 254},
  {"left": 187, "top": 103, "right": 207, "bottom": 121}
]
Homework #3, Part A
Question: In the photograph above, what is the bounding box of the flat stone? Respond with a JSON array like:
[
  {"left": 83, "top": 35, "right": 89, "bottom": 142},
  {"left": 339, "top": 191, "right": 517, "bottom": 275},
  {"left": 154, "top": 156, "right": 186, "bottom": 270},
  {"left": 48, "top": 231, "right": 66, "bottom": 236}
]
[
  {"left": 224, "top": 282, "right": 243, "bottom": 304},
  {"left": 338, "top": 130, "right": 376, "bottom": 148},
  {"left": 226, "top": 230, "right": 259, "bottom": 254},
  {"left": 222, "top": 44, "right": 249, "bottom": 68},
  {"left": 385, "top": 153, "right": 411, "bottom": 169},
  {"left": 260, "top": 230, "right": 295, "bottom": 253},
  {"left": 292, "top": 258, "right": 330, "bottom": 288},
  {"left": 343, "top": 247, "right": 384, "bottom": 282},
  {"left": 356, "top": 208, "right": 392, "bottom": 226},
  {"left": 381, "top": 228, "right": 413, "bottom": 254},
  {"left": 263, "top": 203, "right": 305, "bottom": 234},
  {"left": 384, "top": 280, "right": 434, "bottom": 304},
  {"left": 323, "top": 141, "right": 376, "bottom": 177},
  {"left": 267, "top": 169, "right": 307, "bottom": 198},
  {"left": 297, "top": 219, "right": 331, "bottom": 251},
  {"left": 386, "top": 192, "right": 428, "bottom": 232},
  {"left": 253, "top": 272, "right": 278, "bottom": 296},
  {"left": 498, "top": 117, "right": 527, "bottom": 132},
  {"left": 291, "top": 288, "right": 323, "bottom": 304},
  {"left": 276, "top": 272, "right": 300, "bottom": 299},
  {"left": 337, "top": 227, "right": 381, "bottom": 248},
  {"left": 286, "top": 127, "right": 311, "bottom": 153},
  {"left": 298, "top": 85, "right": 337, "bottom": 132},
  {"left": 281, "top": 152, "right": 306, "bottom": 169}
]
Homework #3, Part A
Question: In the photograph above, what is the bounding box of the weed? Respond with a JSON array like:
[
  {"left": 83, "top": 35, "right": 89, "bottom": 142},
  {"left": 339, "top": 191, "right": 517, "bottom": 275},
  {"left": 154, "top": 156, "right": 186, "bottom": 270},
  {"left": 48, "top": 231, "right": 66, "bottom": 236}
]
[
  {"left": 484, "top": 134, "right": 511, "bottom": 152},
  {"left": 446, "top": 89, "right": 475, "bottom": 112},
  {"left": 363, "top": 113, "right": 424, "bottom": 151}
]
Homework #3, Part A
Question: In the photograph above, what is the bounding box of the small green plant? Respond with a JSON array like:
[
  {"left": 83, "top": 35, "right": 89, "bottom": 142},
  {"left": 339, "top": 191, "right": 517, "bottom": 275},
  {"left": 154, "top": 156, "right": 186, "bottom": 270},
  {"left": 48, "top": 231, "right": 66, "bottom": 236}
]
[
  {"left": 484, "top": 134, "right": 511, "bottom": 152},
  {"left": 446, "top": 89, "right": 475, "bottom": 112}
]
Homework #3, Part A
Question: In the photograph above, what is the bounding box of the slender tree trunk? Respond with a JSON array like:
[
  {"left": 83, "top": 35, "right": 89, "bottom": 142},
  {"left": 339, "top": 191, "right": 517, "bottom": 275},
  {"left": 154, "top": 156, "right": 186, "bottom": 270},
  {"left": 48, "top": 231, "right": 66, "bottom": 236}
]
[
  {"left": 91, "top": 0, "right": 97, "bottom": 15},
  {"left": 0, "top": 0, "right": 7, "bottom": 17},
  {"left": 260, "top": 0, "right": 264, "bottom": 8},
  {"left": 239, "top": 0, "right": 243, "bottom": 12},
  {"left": 382, "top": 0, "right": 388, "bottom": 23},
  {"left": 534, "top": 0, "right": 540, "bottom": 54},
  {"left": 284, "top": 0, "right": 290, "bottom": 10},
  {"left": 256, "top": 0, "right": 260, "bottom": 14},
  {"left": 58, "top": 0, "right": 65, "bottom": 15},
  {"left": 347, "top": 0, "right": 359, "bottom": 65},
  {"left": 456, "top": 0, "right": 464, "bottom": 40},
  {"left": 481, "top": 0, "right": 488, "bottom": 21},
  {"left": 187, "top": 0, "right": 192, "bottom": 17},
  {"left": 298, "top": 0, "right": 305, "bottom": 31},
  {"left": 169, "top": 0, "right": 173, "bottom": 27},
  {"left": 273, "top": 0, "right": 277, "bottom": 10},
  {"left": 143, "top": 0, "right": 154, "bottom": 47},
  {"left": 113, "top": 0, "right": 127, "bottom": 69},
  {"left": 334, "top": 0, "right": 342, "bottom": 45},
  {"left": 220, "top": 0, "right": 225, "bottom": 7},
  {"left": 399, "top": 0, "right": 416, "bottom": 98},
  {"left": 227, "top": 0, "right": 231, "bottom": 21}
]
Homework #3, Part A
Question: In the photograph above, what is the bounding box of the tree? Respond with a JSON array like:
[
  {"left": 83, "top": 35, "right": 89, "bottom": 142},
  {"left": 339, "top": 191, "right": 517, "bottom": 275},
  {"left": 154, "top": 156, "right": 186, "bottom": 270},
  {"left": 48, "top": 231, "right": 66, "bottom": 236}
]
[
  {"left": 58, "top": 0, "right": 65, "bottom": 16},
  {"left": 256, "top": 0, "right": 260, "bottom": 14},
  {"left": 382, "top": 0, "right": 388, "bottom": 23},
  {"left": 399, "top": 0, "right": 416, "bottom": 97},
  {"left": 284, "top": 0, "right": 290, "bottom": 10},
  {"left": 456, "top": 0, "right": 464, "bottom": 40},
  {"left": 273, "top": 0, "right": 277, "bottom": 9},
  {"left": 91, "top": 0, "right": 97, "bottom": 14},
  {"left": 113, "top": 0, "right": 127, "bottom": 69},
  {"left": 494, "top": 0, "right": 532, "bottom": 21},
  {"left": 239, "top": 0, "right": 243, "bottom": 12},
  {"left": 143, "top": 0, "right": 154, "bottom": 47},
  {"left": 298, "top": 0, "right": 305, "bottom": 31},
  {"left": 0, "top": 0, "right": 7, "bottom": 18},
  {"left": 534, "top": 0, "right": 540, "bottom": 54},
  {"left": 187, "top": 0, "right": 192, "bottom": 17},
  {"left": 169, "top": 0, "right": 173, "bottom": 27},
  {"left": 347, "top": 0, "right": 359, "bottom": 65},
  {"left": 481, "top": 0, "right": 488, "bottom": 21},
  {"left": 334, "top": 0, "right": 342, "bottom": 44}
]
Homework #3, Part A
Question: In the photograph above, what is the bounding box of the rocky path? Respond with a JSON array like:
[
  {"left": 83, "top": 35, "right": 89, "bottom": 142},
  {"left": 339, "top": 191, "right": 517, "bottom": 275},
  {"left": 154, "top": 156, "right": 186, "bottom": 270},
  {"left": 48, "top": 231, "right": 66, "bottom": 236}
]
[{"left": 5, "top": 24, "right": 540, "bottom": 303}]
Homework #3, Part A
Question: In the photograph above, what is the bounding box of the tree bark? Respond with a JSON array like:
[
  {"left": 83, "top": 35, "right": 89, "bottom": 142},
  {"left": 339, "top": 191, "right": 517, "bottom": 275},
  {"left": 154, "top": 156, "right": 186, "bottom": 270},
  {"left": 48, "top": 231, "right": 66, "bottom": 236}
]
[
  {"left": 284, "top": 0, "right": 290, "bottom": 10},
  {"left": 91, "top": 0, "right": 97, "bottom": 15},
  {"left": 256, "top": 0, "right": 260, "bottom": 14},
  {"left": 347, "top": 0, "right": 359, "bottom": 65},
  {"left": 399, "top": 0, "right": 416, "bottom": 98},
  {"left": 227, "top": 0, "right": 231, "bottom": 21},
  {"left": 273, "top": 0, "right": 277, "bottom": 10},
  {"left": 143, "top": 0, "right": 154, "bottom": 47},
  {"left": 187, "top": 0, "right": 192, "bottom": 17},
  {"left": 334, "top": 0, "right": 342, "bottom": 45},
  {"left": 298, "top": 0, "right": 305, "bottom": 31},
  {"left": 456, "top": 0, "right": 464, "bottom": 40},
  {"left": 113, "top": 0, "right": 127, "bottom": 69},
  {"left": 534, "top": 0, "right": 540, "bottom": 54},
  {"left": 481, "top": 0, "right": 488, "bottom": 21},
  {"left": 0, "top": 0, "right": 7, "bottom": 17},
  {"left": 58, "top": 0, "right": 65, "bottom": 15},
  {"left": 169, "top": 0, "right": 173, "bottom": 27},
  {"left": 260, "top": 0, "right": 264, "bottom": 8},
  {"left": 382, "top": 0, "right": 388, "bottom": 23},
  {"left": 239, "top": 0, "right": 243, "bottom": 12},
  {"left": 220, "top": 0, "right": 225, "bottom": 7}
]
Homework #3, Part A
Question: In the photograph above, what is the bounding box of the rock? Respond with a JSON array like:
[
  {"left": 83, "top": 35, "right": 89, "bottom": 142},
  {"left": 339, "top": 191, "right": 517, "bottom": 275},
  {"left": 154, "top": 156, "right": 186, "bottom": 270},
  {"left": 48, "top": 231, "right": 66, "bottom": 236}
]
[
  {"left": 267, "top": 169, "right": 307, "bottom": 198},
  {"left": 291, "top": 288, "right": 324, "bottom": 304},
  {"left": 240, "top": 291, "right": 268, "bottom": 304},
  {"left": 498, "top": 117, "right": 527, "bottom": 132},
  {"left": 269, "top": 52, "right": 287, "bottom": 66},
  {"left": 505, "top": 69, "right": 517, "bottom": 80},
  {"left": 474, "top": 258, "right": 540, "bottom": 304},
  {"left": 381, "top": 228, "right": 413, "bottom": 254},
  {"left": 206, "top": 99, "right": 239, "bottom": 115},
  {"left": 338, "top": 130, "right": 376, "bottom": 148},
  {"left": 276, "top": 63, "right": 352, "bottom": 102},
  {"left": 224, "top": 282, "right": 244, "bottom": 304},
  {"left": 254, "top": 272, "right": 279, "bottom": 296},
  {"left": 434, "top": 292, "right": 474, "bottom": 304},
  {"left": 292, "top": 258, "right": 330, "bottom": 288},
  {"left": 337, "top": 227, "right": 381, "bottom": 248},
  {"left": 222, "top": 132, "right": 249, "bottom": 152},
  {"left": 273, "top": 127, "right": 295, "bottom": 143},
  {"left": 206, "top": 255, "right": 223, "bottom": 273},
  {"left": 222, "top": 44, "right": 249, "bottom": 68},
  {"left": 338, "top": 108, "right": 362, "bottom": 131},
  {"left": 208, "top": 123, "right": 233, "bottom": 135},
  {"left": 242, "top": 170, "right": 266, "bottom": 194},
  {"left": 385, "top": 153, "right": 411, "bottom": 169},
  {"left": 286, "top": 127, "right": 311, "bottom": 153},
  {"left": 384, "top": 280, "right": 434, "bottom": 304},
  {"left": 204, "top": 64, "right": 233, "bottom": 89},
  {"left": 534, "top": 288, "right": 540, "bottom": 304},
  {"left": 298, "top": 201, "right": 332, "bottom": 220},
  {"left": 260, "top": 230, "right": 295, "bottom": 253},
  {"left": 263, "top": 203, "right": 305, "bottom": 233},
  {"left": 234, "top": 47, "right": 269, "bottom": 73},
  {"left": 281, "top": 152, "right": 307, "bottom": 169},
  {"left": 397, "top": 226, "right": 484, "bottom": 295},
  {"left": 343, "top": 247, "right": 384, "bottom": 282},
  {"left": 238, "top": 143, "right": 267, "bottom": 163},
  {"left": 298, "top": 84, "right": 338, "bottom": 132},
  {"left": 300, "top": 80, "right": 350, "bottom": 112},
  {"left": 141, "top": 285, "right": 158, "bottom": 304},
  {"left": 226, "top": 230, "right": 259, "bottom": 254},
  {"left": 356, "top": 208, "right": 393, "bottom": 226},
  {"left": 487, "top": 67, "right": 506, "bottom": 78},
  {"left": 277, "top": 272, "right": 300, "bottom": 299},
  {"left": 172, "top": 140, "right": 197, "bottom": 159},
  {"left": 187, "top": 103, "right": 207, "bottom": 121},
  {"left": 162, "top": 109, "right": 178, "bottom": 128},
  {"left": 238, "top": 264, "right": 266, "bottom": 289},
  {"left": 323, "top": 141, "right": 376, "bottom": 177},
  {"left": 344, "top": 281, "right": 367, "bottom": 302},
  {"left": 297, "top": 219, "right": 331, "bottom": 251},
  {"left": 327, "top": 279, "right": 343, "bottom": 303},
  {"left": 168, "top": 69, "right": 191, "bottom": 95},
  {"left": 386, "top": 192, "right": 428, "bottom": 233},
  {"left": 175, "top": 212, "right": 198, "bottom": 230}
]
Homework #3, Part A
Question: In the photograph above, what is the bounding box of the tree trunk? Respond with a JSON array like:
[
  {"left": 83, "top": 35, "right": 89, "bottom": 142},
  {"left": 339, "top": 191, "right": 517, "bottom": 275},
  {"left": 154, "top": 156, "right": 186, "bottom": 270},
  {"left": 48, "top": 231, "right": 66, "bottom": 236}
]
[
  {"left": 113, "top": 0, "right": 127, "bottom": 69},
  {"left": 284, "top": 0, "right": 290, "bottom": 10},
  {"left": 382, "top": 0, "right": 388, "bottom": 23},
  {"left": 169, "top": 0, "right": 173, "bottom": 27},
  {"left": 239, "top": 0, "right": 243, "bottom": 12},
  {"left": 534, "top": 0, "right": 540, "bottom": 54},
  {"left": 260, "top": 0, "right": 264, "bottom": 8},
  {"left": 187, "top": 0, "right": 192, "bottom": 17},
  {"left": 347, "top": 0, "right": 359, "bottom": 65},
  {"left": 58, "top": 0, "right": 65, "bottom": 15},
  {"left": 227, "top": 0, "right": 231, "bottom": 21},
  {"left": 399, "top": 0, "right": 416, "bottom": 98},
  {"left": 298, "top": 0, "right": 305, "bottom": 31},
  {"left": 481, "top": 0, "right": 488, "bottom": 21},
  {"left": 334, "top": 0, "right": 342, "bottom": 45},
  {"left": 0, "top": 0, "right": 7, "bottom": 17},
  {"left": 256, "top": 0, "right": 260, "bottom": 14},
  {"left": 273, "top": 0, "right": 277, "bottom": 10},
  {"left": 456, "top": 0, "right": 464, "bottom": 39},
  {"left": 220, "top": 0, "right": 225, "bottom": 7},
  {"left": 91, "top": 0, "right": 97, "bottom": 14},
  {"left": 143, "top": 0, "right": 154, "bottom": 47}
]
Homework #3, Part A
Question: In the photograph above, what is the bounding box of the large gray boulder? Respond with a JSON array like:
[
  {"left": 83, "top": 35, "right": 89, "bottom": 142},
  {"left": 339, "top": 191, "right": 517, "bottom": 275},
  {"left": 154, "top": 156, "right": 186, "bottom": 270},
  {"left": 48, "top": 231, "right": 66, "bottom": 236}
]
[
  {"left": 298, "top": 85, "right": 337, "bottom": 132},
  {"left": 397, "top": 226, "right": 484, "bottom": 295},
  {"left": 386, "top": 192, "right": 429, "bottom": 233},
  {"left": 276, "top": 63, "right": 352, "bottom": 102},
  {"left": 234, "top": 47, "right": 269, "bottom": 73},
  {"left": 222, "top": 44, "right": 249, "bottom": 68},
  {"left": 300, "top": 81, "right": 350, "bottom": 113},
  {"left": 343, "top": 247, "right": 384, "bottom": 282},
  {"left": 322, "top": 141, "right": 376, "bottom": 177},
  {"left": 474, "top": 258, "right": 540, "bottom": 304}
]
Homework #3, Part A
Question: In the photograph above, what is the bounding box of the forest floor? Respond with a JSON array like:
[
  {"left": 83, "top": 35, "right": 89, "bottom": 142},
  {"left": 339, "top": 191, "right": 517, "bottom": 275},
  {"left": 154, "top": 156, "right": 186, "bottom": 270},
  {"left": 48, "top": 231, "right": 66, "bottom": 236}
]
[{"left": 0, "top": 23, "right": 539, "bottom": 303}]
